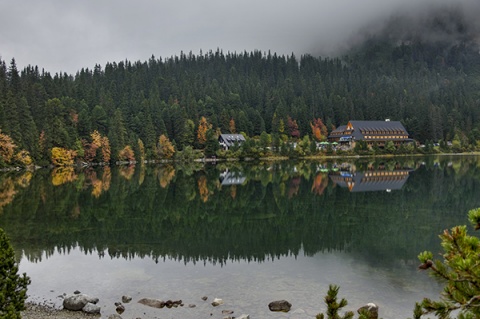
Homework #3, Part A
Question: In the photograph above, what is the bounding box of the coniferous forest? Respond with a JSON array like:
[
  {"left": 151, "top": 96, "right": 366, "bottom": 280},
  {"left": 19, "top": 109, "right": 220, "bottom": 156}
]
[{"left": 1, "top": 9, "right": 480, "bottom": 167}]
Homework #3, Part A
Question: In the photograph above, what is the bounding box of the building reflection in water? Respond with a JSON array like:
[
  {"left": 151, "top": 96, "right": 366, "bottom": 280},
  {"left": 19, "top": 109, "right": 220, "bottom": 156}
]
[
  {"left": 329, "top": 165, "right": 413, "bottom": 192},
  {"left": 219, "top": 169, "right": 247, "bottom": 186}
]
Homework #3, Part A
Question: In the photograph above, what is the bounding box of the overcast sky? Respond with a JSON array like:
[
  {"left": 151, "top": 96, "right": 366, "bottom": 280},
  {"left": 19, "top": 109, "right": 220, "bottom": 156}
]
[{"left": 1, "top": 0, "right": 479, "bottom": 75}]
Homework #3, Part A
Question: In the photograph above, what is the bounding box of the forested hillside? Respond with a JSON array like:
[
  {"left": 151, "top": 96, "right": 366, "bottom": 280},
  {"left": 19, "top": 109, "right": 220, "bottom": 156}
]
[{"left": 1, "top": 10, "right": 480, "bottom": 166}]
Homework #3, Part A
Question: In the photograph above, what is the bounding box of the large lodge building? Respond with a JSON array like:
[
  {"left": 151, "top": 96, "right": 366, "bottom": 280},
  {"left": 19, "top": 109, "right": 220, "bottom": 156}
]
[{"left": 328, "top": 120, "right": 412, "bottom": 148}]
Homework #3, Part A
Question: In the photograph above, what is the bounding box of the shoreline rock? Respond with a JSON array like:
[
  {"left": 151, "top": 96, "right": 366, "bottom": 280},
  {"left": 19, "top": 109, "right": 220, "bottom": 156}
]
[
  {"left": 63, "top": 294, "right": 99, "bottom": 312},
  {"left": 268, "top": 300, "right": 292, "bottom": 312}
]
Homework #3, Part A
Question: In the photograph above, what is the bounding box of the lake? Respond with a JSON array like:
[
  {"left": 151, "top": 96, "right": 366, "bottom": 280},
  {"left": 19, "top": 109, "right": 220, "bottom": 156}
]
[{"left": 1, "top": 155, "right": 480, "bottom": 318}]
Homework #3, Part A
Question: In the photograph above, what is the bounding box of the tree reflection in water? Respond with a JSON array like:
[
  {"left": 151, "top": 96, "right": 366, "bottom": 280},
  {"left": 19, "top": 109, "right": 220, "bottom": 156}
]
[{"left": 1, "top": 156, "right": 480, "bottom": 269}]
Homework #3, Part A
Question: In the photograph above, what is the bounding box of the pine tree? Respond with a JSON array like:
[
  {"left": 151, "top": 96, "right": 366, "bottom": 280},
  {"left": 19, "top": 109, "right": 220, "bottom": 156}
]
[
  {"left": 416, "top": 208, "right": 480, "bottom": 318},
  {"left": 315, "top": 285, "right": 354, "bottom": 319},
  {"left": 0, "top": 228, "right": 30, "bottom": 318}
]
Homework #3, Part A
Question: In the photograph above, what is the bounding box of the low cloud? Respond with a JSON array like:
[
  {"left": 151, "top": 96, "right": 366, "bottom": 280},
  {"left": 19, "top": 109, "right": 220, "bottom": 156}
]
[{"left": 1, "top": 0, "right": 479, "bottom": 74}]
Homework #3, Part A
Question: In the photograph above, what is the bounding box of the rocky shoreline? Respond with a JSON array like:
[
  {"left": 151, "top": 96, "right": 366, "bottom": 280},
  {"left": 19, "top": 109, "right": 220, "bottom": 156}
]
[
  {"left": 20, "top": 293, "right": 379, "bottom": 319},
  {"left": 21, "top": 302, "right": 99, "bottom": 319}
]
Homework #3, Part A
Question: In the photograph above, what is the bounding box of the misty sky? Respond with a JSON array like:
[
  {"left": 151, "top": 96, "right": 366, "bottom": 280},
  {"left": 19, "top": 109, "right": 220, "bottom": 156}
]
[{"left": 1, "top": 0, "right": 478, "bottom": 75}]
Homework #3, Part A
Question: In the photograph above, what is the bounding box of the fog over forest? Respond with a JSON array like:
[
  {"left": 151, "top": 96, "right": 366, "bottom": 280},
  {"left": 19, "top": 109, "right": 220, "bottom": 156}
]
[{"left": 1, "top": 0, "right": 479, "bottom": 74}]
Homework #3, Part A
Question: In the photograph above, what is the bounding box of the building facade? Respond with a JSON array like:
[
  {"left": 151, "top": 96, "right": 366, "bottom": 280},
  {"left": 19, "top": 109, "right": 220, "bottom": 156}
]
[
  {"left": 328, "top": 120, "right": 411, "bottom": 148},
  {"left": 218, "top": 134, "right": 246, "bottom": 150}
]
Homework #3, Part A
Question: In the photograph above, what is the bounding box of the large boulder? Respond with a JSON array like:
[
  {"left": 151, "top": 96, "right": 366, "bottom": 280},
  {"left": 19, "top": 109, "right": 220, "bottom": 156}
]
[
  {"left": 357, "top": 303, "right": 379, "bottom": 319},
  {"left": 63, "top": 294, "right": 99, "bottom": 311},
  {"left": 268, "top": 300, "right": 292, "bottom": 312}
]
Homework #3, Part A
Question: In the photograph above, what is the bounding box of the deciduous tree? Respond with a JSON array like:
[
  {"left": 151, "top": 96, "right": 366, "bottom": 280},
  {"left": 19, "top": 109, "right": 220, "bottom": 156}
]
[
  {"left": 118, "top": 145, "right": 135, "bottom": 162},
  {"left": 197, "top": 116, "right": 210, "bottom": 147},
  {"left": 0, "top": 130, "right": 16, "bottom": 165},
  {"left": 310, "top": 118, "right": 328, "bottom": 141},
  {"left": 158, "top": 134, "right": 175, "bottom": 159},
  {"left": 229, "top": 118, "right": 236, "bottom": 134},
  {"left": 51, "top": 147, "right": 76, "bottom": 166},
  {"left": 287, "top": 116, "right": 300, "bottom": 138}
]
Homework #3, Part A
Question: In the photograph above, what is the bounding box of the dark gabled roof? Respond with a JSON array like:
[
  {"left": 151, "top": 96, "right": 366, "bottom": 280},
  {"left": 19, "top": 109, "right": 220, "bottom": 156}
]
[
  {"left": 348, "top": 121, "right": 408, "bottom": 139},
  {"left": 219, "top": 134, "right": 246, "bottom": 147},
  {"left": 349, "top": 120, "right": 407, "bottom": 131},
  {"left": 330, "top": 125, "right": 346, "bottom": 134}
]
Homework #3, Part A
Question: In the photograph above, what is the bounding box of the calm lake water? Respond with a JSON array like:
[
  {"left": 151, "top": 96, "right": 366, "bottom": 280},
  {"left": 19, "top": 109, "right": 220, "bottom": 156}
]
[{"left": 1, "top": 156, "right": 480, "bottom": 318}]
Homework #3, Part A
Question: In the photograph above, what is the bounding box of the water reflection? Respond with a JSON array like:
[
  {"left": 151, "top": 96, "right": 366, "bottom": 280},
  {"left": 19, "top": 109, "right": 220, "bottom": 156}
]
[
  {"left": 219, "top": 169, "right": 246, "bottom": 186},
  {"left": 3, "top": 156, "right": 480, "bottom": 317},
  {"left": 329, "top": 165, "right": 413, "bottom": 192},
  {"left": 1, "top": 156, "right": 480, "bottom": 268}
]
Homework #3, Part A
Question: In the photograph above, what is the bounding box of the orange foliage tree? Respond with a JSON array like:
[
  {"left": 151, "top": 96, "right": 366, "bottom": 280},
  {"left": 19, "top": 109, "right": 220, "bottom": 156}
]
[
  {"left": 83, "top": 130, "right": 111, "bottom": 163},
  {"left": 118, "top": 145, "right": 135, "bottom": 162},
  {"left": 101, "top": 136, "right": 111, "bottom": 163},
  {"left": 229, "top": 118, "right": 236, "bottom": 134},
  {"left": 197, "top": 116, "right": 211, "bottom": 147},
  {"left": 310, "top": 118, "right": 328, "bottom": 141},
  {"left": 82, "top": 139, "right": 98, "bottom": 162},
  {"left": 157, "top": 134, "right": 175, "bottom": 159},
  {"left": 51, "top": 147, "right": 77, "bottom": 166},
  {"left": 0, "top": 130, "right": 17, "bottom": 164},
  {"left": 91, "top": 130, "right": 102, "bottom": 147}
]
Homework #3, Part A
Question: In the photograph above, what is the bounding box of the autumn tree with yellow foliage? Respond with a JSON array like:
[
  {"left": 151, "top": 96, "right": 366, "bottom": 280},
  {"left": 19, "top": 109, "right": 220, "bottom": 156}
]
[
  {"left": 196, "top": 116, "right": 211, "bottom": 148},
  {"left": 51, "top": 147, "right": 77, "bottom": 166},
  {"left": 0, "top": 130, "right": 34, "bottom": 167},
  {"left": 157, "top": 134, "right": 175, "bottom": 159},
  {"left": 118, "top": 145, "right": 135, "bottom": 162},
  {"left": 0, "top": 130, "right": 16, "bottom": 166}
]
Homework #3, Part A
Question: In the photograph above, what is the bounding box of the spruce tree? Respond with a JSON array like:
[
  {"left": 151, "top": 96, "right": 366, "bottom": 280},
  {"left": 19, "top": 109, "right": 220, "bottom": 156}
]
[{"left": 0, "top": 228, "right": 30, "bottom": 318}]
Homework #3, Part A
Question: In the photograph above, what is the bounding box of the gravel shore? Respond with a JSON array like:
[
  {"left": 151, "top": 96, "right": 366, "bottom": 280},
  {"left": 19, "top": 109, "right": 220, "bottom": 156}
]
[{"left": 21, "top": 303, "right": 100, "bottom": 319}]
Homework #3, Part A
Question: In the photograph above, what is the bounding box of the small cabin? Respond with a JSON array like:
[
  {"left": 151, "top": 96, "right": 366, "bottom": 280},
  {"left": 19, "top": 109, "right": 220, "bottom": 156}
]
[{"left": 218, "top": 134, "right": 246, "bottom": 150}]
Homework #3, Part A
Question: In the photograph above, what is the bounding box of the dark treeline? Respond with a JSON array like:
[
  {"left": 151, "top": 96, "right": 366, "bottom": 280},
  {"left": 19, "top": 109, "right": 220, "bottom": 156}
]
[{"left": 1, "top": 36, "right": 480, "bottom": 164}]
